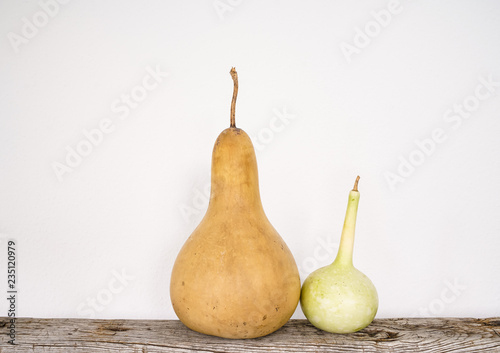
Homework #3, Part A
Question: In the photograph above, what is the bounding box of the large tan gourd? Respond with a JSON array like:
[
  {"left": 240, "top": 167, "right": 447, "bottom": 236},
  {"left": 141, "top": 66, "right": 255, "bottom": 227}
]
[{"left": 170, "top": 68, "right": 300, "bottom": 339}]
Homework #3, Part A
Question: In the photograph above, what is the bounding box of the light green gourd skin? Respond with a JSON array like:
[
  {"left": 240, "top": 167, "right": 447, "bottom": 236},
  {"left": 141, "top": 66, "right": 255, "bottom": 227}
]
[
  {"left": 300, "top": 180, "right": 378, "bottom": 333},
  {"left": 300, "top": 262, "right": 378, "bottom": 333}
]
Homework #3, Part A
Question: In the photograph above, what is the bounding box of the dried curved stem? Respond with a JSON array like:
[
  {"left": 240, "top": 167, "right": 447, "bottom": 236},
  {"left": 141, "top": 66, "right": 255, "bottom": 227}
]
[
  {"left": 230, "top": 67, "right": 238, "bottom": 128},
  {"left": 353, "top": 176, "right": 360, "bottom": 192}
]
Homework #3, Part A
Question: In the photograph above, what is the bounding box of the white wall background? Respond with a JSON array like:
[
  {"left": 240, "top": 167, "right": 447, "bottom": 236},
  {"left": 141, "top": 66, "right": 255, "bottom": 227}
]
[{"left": 1, "top": 0, "right": 499, "bottom": 321}]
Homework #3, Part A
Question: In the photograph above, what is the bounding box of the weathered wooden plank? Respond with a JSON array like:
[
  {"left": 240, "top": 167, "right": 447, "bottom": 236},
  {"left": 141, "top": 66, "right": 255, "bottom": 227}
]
[{"left": 0, "top": 318, "right": 499, "bottom": 352}]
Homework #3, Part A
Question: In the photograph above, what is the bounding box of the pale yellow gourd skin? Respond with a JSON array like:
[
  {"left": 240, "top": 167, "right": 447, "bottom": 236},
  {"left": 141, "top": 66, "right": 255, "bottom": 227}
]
[{"left": 170, "top": 127, "right": 301, "bottom": 339}]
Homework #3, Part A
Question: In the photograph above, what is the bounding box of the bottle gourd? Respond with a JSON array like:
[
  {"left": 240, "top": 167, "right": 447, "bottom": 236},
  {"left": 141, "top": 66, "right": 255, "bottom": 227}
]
[
  {"left": 170, "top": 68, "right": 301, "bottom": 339},
  {"left": 300, "top": 176, "right": 378, "bottom": 333}
]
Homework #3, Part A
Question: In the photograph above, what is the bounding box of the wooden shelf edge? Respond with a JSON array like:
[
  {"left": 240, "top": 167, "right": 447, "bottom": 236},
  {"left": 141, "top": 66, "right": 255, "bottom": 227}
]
[{"left": 1, "top": 317, "right": 499, "bottom": 352}]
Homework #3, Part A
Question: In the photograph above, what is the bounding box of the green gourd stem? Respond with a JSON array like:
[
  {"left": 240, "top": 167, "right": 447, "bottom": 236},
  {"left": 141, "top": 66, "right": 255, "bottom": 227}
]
[{"left": 334, "top": 176, "right": 360, "bottom": 267}]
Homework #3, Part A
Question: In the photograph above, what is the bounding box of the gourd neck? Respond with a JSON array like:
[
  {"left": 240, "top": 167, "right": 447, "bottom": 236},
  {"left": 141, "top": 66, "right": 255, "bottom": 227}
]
[
  {"left": 207, "top": 128, "right": 263, "bottom": 212},
  {"left": 333, "top": 178, "right": 360, "bottom": 267}
]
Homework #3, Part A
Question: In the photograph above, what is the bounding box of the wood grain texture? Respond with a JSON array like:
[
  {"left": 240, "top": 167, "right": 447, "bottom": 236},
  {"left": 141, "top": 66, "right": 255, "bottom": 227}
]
[{"left": 0, "top": 318, "right": 499, "bottom": 352}]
